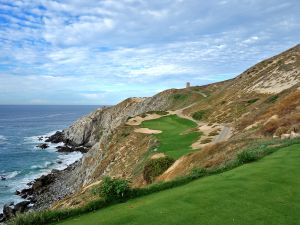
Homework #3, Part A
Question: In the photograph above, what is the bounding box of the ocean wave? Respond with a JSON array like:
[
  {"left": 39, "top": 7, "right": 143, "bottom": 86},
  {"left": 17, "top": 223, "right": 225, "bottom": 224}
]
[
  {"left": 24, "top": 130, "right": 61, "bottom": 144},
  {"left": 1, "top": 171, "right": 20, "bottom": 179},
  {"left": 30, "top": 161, "right": 54, "bottom": 170},
  {"left": 0, "top": 135, "right": 7, "bottom": 144}
]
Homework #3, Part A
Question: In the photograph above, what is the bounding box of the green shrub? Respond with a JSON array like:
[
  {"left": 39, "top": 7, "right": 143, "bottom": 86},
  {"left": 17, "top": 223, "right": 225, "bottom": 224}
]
[
  {"left": 173, "top": 93, "right": 188, "bottom": 101},
  {"left": 147, "top": 111, "right": 169, "bottom": 115},
  {"left": 266, "top": 95, "right": 279, "bottom": 103},
  {"left": 192, "top": 111, "right": 206, "bottom": 121},
  {"left": 143, "top": 157, "right": 175, "bottom": 183},
  {"left": 237, "top": 151, "right": 259, "bottom": 164},
  {"left": 190, "top": 168, "right": 207, "bottom": 178},
  {"left": 98, "top": 177, "right": 131, "bottom": 202},
  {"left": 247, "top": 98, "right": 259, "bottom": 104}
]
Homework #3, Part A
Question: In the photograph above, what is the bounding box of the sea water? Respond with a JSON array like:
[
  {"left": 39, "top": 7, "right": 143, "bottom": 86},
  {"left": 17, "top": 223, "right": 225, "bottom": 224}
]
[{"left": 0, "top": 105, "right": 99, "bottom": 212}]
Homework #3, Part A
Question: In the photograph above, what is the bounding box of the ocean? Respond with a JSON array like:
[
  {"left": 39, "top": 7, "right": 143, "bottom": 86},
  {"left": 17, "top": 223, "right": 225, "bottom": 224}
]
[{"left": 0, "top": 105, "right": 99, "bottom": 212}]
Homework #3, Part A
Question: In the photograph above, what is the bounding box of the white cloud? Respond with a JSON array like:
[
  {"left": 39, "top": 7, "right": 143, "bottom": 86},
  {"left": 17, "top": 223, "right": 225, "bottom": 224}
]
[{"left": 0, "top": 0, "right": 300, "bottom": 104}]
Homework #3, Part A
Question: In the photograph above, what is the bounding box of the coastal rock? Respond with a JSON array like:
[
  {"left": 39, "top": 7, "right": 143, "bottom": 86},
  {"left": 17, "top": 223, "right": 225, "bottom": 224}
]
[
  {"left": 36, "top": 143, "right": 49, "bottom": 149},
  {"left": 45, "top": 131, "right": 64, "bottom": 144},
  {"left": 0, "top": 201, "right": 31, "bottom": 222},
  {"left": 1, "top": 176, "right": 6, "bottom": 181},
  {"left": 56, "top": 145, "right": 89, "bottom": 153},
  {"left": 14, "top": 201, "right": 31, "bottom": 213},
  {"left": 3, "top": 202, "right": 15, "bottom": 220}
]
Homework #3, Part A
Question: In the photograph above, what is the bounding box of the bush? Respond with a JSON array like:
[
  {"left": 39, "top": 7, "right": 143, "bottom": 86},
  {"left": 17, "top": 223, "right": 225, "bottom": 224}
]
[
  {"left": 98, "top": 177, "right": 131, "bottom": 202},
  {"left": 237, "top": 151, "right": 259, "bottom": 164},
  {"left": 173, "top": 93, "right": 188, "bottom": 101},
  {"left": 247, "top": 98, "right": 259, "bottom": 104},
  {"left": 266, "top": 95, "right": 279, "bottom": 103},
  {"left": 201, "top": 138, "right": 212, "bottom": 144},
  {"left": 190, "top": 168, "right": 207, "bottom": 179},
  {"left": 262, "top": 120, "right": 279, "bottom": 135},
  {"left": 143, "top": 157, "right": 175, "bottom": 183},
  {"left": 147, "top": 111, "right": 169, "bottom": 116},
  {"left": 192, "top": 111, "right": 206, "bottom": 121}
]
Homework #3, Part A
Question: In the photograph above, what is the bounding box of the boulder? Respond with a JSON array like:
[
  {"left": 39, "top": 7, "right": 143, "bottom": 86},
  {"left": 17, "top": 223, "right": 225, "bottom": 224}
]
[
  {"left": 56, "top": 145, "right": 89, "bottom": 153},
  {"left": 290, "top": 131, "right": 300, "bottom": 139},
  {"left": 56, "top": 145, "right": 74, "bottom": 152},
  {"left": 36, "top": 143, "right": 49, "bottom": 149},
  {"left": 14, "top": 201, "right": 30, "bottom": 213},
  {"left": 3, "top": 202, "right": 15, "bottom": 220},
  {"left": 45, "top": 131, "right": 64, "bottom": 143}
]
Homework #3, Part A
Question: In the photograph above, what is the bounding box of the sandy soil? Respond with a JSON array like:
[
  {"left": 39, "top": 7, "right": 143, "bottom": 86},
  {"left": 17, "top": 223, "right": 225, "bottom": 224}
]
[
  {"left": 134, "top": 128, "right": 162, "bottom": 134},
  {"left": 151, "top": 153, "right": 166, "bottom": 159},
  {"left": 126, "top": 114, "right": 165, "bottom": 126}
]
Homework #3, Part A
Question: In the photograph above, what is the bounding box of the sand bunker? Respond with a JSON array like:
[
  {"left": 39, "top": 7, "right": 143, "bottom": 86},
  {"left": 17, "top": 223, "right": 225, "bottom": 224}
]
[{"left": 134, "top": 128, "right": 162, "bottom": 134}]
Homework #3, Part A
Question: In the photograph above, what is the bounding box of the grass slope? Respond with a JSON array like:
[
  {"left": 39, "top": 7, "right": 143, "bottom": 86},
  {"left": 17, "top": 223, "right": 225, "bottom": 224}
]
[
  {"left": 141, "top": 115, "right": 201, "bottom": 158},
  {"left": 56, "top": 144, "right": 300, "bottom": 225}
]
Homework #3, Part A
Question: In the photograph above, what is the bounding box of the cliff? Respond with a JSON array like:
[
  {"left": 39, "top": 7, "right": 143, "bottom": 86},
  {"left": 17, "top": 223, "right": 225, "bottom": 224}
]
[{"left": 32, "top": 44, "right": 300, "bottom": 210}]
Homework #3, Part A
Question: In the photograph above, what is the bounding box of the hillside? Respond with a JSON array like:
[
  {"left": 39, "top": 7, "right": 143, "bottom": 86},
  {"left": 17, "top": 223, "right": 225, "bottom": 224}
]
[
  {"left": 56, "top": 144, "right": 300, "bottom": 225},
  {"left": 13, "top": 44, "right": 300, "bottom": 214}
]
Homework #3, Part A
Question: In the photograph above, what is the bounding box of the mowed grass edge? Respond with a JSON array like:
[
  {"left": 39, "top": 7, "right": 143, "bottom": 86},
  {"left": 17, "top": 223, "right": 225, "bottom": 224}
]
[
  {"left": 55, "top": 143, "right": 300, "bottom": 225},
  {"left": 141, "top": 115, "right": 201, "bottom": 158}
]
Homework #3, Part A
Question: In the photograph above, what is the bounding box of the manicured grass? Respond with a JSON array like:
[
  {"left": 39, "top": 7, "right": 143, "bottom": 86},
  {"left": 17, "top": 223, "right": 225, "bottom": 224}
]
[
  {"left": 56, "top": 144, "right": 300, "bottom": 225},
  {"left": 141, "top": 115, "right": 201, "bottom": 158}
]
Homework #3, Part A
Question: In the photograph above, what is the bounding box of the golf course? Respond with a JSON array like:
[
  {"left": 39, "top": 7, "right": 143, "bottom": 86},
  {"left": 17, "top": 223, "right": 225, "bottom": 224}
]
[
  {"left": 55, "top": 144, "right": 300, "bottom": 225},
  {"left": 141, "top": 115, "right": 201, "bottom": 158}
]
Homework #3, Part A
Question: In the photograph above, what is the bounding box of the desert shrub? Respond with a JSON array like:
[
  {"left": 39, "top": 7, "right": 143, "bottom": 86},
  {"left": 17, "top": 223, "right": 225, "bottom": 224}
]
[
  {"left": 201, "top": 138, "right": 212, "bottom": 144},
  {"left": 98, "top": 177, "right": 131, "bottom": 202},
  {"left": 247, "top": 98, "right": 259, "bottom": 104},
  {"left": 274, "top": 126, "right": 289, "bottom": 136},
  {"left": 143, "top": 157, "right": 175, "bottom": 183},
  {"left": 237, "top": 151, "right": 259, "bottom": 164},
  {"left": 266, "top": 95, "right": 279, "bottom": 103},
  {"left": 173, "top": 93, "right": 188, "bottom": 101},
  {"left": 208, "top": 130, "right": 219, "bottom": 136},
  {"left": 140, "top": 113, "right": 147, "bottom": 118},
  {"left": 126, "top": 116, "right": 133, "bottom": 121},
  {"left": 147, "top": 111, "right": 169, "bottom": 116},
  {"left": 192, "top": 111, "right": 206, "bottom": 121},
  {"left": 262, "top": 120, "right": 279, "bottom": 135}
]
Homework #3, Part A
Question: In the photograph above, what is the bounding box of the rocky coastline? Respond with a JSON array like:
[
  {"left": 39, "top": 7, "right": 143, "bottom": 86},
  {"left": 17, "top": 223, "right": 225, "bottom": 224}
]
[{"left": 0, "top": 131, "right": 89, "bottom": 223}]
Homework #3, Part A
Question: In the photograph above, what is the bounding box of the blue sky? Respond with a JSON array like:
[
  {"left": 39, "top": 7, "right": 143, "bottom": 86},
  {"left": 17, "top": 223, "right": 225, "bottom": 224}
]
[{"left": 0, "top": 0, "right": 299, "bottom": 105}]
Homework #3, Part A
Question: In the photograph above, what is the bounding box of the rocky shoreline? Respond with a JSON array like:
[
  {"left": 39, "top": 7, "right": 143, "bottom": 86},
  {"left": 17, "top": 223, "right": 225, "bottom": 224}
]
[{"left": 0, "top": 131, "right": 90, "bottom": 223}]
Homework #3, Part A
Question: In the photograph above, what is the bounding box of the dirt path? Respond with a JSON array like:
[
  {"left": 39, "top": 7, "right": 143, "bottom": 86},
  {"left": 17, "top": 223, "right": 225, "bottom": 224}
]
[
  {"left": 213, "top": 126, "right": 232, "bottom": 143},
  {"left": 169, "top": 103, "right": 232, "bottom": 149}
]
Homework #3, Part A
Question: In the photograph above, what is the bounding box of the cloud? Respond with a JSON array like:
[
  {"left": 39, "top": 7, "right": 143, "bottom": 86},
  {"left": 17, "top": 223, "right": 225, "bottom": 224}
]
[{"left": 0, "top": 0, "right": 300, "bottom": 104}]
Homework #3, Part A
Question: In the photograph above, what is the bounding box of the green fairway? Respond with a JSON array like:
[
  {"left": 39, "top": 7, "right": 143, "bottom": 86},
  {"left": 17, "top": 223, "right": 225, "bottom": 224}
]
[
  {"left": 141, "top": 115, "right": 201, "bottom": 158},
  {"left": 56, "top": 144, "right": 300, "bottom": 225}
]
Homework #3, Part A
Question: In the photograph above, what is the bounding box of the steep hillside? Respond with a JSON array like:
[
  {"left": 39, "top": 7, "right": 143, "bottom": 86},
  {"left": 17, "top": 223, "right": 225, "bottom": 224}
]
[
  {"left": 30, "top": 44, "right": 300, "bottom": 210},
  {"left": 56, "top": 144, "right": 300, "bottom": 225}
]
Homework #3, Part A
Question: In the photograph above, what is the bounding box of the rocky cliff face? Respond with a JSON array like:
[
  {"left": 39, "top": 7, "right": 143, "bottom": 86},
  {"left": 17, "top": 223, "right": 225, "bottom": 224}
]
[{"left": 34, "top": 89, "right": 188, "bottom": 209}]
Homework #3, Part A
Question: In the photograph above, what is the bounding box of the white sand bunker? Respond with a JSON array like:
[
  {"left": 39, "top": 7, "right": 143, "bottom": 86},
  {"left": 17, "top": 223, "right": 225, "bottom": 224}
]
[
  {"left": 126, "top": 113, "right": 166, "bottom": 126},
  {"left": 134, "top": 128, "right": 162, "bottom": 134}
]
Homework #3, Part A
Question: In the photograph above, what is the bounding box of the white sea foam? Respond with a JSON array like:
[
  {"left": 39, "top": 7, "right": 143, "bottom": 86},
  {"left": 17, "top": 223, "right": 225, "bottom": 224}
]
[
  {"left": 1, "top": 171, "right": 20, "bottom": 179},
  {"left": 24, "top": 130, "right": 61, "bottom": 144},
  {"left": 0, "top": 135, "right": 7, "bottom": 144}
]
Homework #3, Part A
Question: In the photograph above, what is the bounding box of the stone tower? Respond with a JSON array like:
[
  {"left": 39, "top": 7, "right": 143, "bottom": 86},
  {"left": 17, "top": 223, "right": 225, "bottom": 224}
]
[{"left": 186, "top": 82, "right": 191, "bottom": 88}]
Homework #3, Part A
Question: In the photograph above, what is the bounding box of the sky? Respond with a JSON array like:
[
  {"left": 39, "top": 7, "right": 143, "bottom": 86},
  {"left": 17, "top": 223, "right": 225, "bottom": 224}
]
[{"left": 0, "top": 0, "right": 299, "bottom": 105}]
